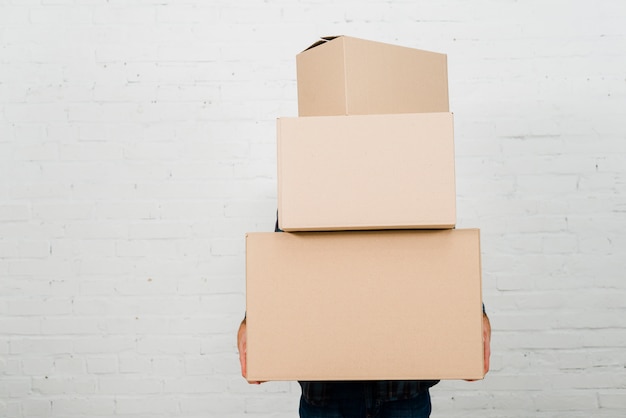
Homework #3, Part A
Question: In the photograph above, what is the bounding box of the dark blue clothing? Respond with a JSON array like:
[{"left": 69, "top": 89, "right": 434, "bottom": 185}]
[
  {"left": 299, "top": 381, "right": 437, "bottom": 406},
  {"left": 299, "top": 382, "right": 433, "bottom": 418}
]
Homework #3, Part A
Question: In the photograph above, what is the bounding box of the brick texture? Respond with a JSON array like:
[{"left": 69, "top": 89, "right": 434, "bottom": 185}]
[{"left": 1, "top": 0, "right": 625, "bottom": 416}]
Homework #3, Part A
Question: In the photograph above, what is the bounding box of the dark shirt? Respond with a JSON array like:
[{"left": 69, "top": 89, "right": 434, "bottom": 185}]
[
  {"left": 300, "top": 380, "right": 438, "bottom": 405},
  {"left": 274, "top": 216, "right": 440, "bottom": 404}
]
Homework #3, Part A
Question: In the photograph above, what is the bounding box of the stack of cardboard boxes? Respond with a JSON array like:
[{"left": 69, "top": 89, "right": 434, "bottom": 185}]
[{"left": 245, "top": 36, "right": 484, "bottom": 382}]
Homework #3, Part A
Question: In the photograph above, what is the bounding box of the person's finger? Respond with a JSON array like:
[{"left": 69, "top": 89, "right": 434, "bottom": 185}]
[
  {"left": 483, "top": 333, "right": 491, "bottom": 374},
  {"left": 239, "top": 349, "right": 247, "bottom": 378}
]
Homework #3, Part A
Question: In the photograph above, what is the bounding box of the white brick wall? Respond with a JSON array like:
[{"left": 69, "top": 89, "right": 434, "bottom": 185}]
[{"left": 1, "top": 0, "right": 625, "bottom": 416}]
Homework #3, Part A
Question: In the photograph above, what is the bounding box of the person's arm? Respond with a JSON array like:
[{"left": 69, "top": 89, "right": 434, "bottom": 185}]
[{"left": 237, "top": 316, "right": 264, "bottom": 384}]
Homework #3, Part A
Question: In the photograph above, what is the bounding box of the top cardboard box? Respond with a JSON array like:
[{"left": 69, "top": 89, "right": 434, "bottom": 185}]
[{"left": 296, "top": 36, "right": 449, "bottom": 116}]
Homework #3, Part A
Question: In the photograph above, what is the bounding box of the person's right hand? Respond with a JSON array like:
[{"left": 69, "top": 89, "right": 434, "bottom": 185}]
[
  {"left": 237, "top": 318, "right": 264, "bottom": 384},
  {"left": 466, "top": 312, "right": 491, "bottom": 382}
]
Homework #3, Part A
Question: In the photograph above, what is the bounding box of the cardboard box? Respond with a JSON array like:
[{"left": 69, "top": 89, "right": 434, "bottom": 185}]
[
  {"left": 245, "top": 228, "right": 484, "bottom": 381},
  {"left": 277, "top": 112, "right": 456, "bottom": 231},
  {"left": 296, "top": 36, "right": 449, "bottom": 116}
]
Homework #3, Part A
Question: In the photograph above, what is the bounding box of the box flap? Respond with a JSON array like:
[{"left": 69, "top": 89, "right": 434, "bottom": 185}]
[{"left": 302, "top": 35, "right": 343, "bottom": 52}]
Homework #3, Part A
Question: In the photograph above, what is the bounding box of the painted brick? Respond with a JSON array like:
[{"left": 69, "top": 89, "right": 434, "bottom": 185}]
[{"left": 1, "top": 1, "right": 625, "bottom": 417}]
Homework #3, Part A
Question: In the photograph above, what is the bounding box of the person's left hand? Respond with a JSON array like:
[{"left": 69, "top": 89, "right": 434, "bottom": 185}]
[
  {"left": 237, "top": 318, "right": 265, "bottom": 384},
  {"left": 482, "top": 312, "right": 491, "bottom": 375}
]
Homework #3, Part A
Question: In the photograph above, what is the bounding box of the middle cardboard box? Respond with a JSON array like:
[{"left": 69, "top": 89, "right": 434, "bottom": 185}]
[{"left": 277, "top": 112, "right": 456, "bottom": 231}]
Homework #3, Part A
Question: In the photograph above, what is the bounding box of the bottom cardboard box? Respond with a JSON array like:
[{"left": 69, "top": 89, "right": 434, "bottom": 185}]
[{"left": 245, "top": 229, "right": 484, "bottom": 381}]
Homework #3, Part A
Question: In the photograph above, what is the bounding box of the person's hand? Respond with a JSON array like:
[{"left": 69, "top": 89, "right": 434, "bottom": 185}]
[
  {"left": 237, "top": 318, "right": 264, "bottom": 384},
  {"left": 466, "top": 312, "right": 491, "bottom": 381},
  {"left": 482, "top": 312, "right": 491, "bottom": 375}
]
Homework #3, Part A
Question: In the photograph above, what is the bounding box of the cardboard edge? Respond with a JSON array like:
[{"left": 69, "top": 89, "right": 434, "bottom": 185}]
[
  {"left": 244, "top": 231, "right": 252, "bottom": 318},
  {"left": 244, "top": 232, "right": 250, "bottom": 377},
  {"left": 245, "top": 232, "right": 262, "bottom": 382},
  {"left": 280, "top": 223, "right": 457, "bottom": 232},
  {"left": 343, "top": 35, "right": 448, "bottom": 56},
  {"left": 477, "top": 228, "right": 486, "bottom": 380},
  {"left": 443, "top": 53, "right": 450, "bottom": 109},
  {"left": 275, "top": 118, "right": 285, "bottom": 231},
  {"left": 450, "top": 112, "right": 457, "bottom": 222}
]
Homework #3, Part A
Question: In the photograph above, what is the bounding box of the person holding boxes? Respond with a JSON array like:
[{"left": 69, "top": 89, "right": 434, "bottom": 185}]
[
  {"left": 238, "top": 311, "right": 491, "bottom": 417},
  {"left": 237, "top": 36, "right": 492, "bottom": 417}
]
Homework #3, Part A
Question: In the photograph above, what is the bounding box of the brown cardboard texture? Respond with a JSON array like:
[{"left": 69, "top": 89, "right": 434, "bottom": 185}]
[
  {"left": 296, "top": 36, "right": 449, "bottom": 116},
  {"left": 277, "top": 112, "right": 456, "bottom": 231},
  {"left": 246, "top": 229, "right": 484, "bottom": 381}
]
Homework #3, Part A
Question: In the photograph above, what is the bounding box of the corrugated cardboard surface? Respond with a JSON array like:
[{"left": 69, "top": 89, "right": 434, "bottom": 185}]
[
  {"left": 246, "top": 229, "right": 484, "bottom": 381},
  {"left": 277, "top": 112, "right": 456, "bottom": 231},
  {"left": 296, "top": 36, "right": 449, "bottom": 116}
]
